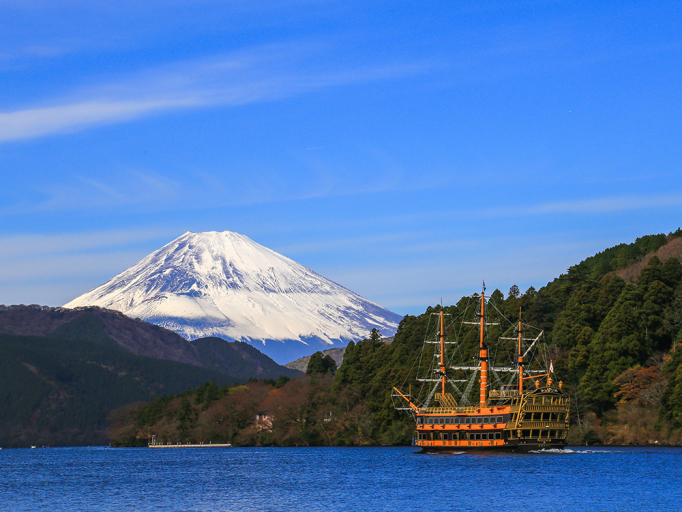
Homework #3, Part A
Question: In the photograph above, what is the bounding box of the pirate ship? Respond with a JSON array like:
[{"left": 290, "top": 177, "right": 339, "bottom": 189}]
[{"left": 392, "top": 285, "right": 569, "bottom": 451}]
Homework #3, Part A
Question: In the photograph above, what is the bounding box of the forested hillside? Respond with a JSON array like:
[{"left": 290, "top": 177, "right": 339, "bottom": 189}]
[
  {"left": 0, "top": 310, "right": 299, "bottom": 447},
  {"left": 113, "top": 230, "right": 682, "bottom": 447},
  {"left": 0, "top": 333, "right": 235, "bottom": 447}
]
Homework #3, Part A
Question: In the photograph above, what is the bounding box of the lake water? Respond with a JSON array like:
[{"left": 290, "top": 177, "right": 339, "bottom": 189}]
[{"left": 1, "top": 446, "right": 681, "bottom": 511}]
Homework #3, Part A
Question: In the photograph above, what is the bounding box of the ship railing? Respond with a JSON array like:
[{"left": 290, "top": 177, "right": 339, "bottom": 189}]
[
  {"left": 525, "top": 397, "right": 568, "bottom": 406},
  {"left": 421, "top": 406, "right": 480, "bottom": 414},
  {"left": 523, "top": 404, "right": 568, "bottom": 412},
  {"left": 516, "top": 421, "right": 567, "bottom": 429},
  {"left": 488, "top": 390, "right": 519, "bottom": 398}
]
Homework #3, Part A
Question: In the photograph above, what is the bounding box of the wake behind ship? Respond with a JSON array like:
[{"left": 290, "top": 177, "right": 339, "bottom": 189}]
[{"left": 393, "top": 286, "right": 570, "bottom": 452}]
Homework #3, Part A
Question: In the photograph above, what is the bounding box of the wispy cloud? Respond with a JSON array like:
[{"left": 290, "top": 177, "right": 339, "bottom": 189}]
[
  {"left": 1, "top": 168, "right": 184, "bottom": 215},
  {"left": 0, "top": 228, "right": 181, "bottom": 305},
  {"left": 0, "top": 99, "right": 199, "bottom": 142},
  {"left": 325, "top": 239, "right": 605, "bottom": 314},
  {"left": 485, "top": 194, "right": 682, "bottom": 217},
  {"left": 0, "top": 228, "right": 177, "bottom": 260},
  {"left": 0, "top": 42, "right": 431, "bottom": 143}
]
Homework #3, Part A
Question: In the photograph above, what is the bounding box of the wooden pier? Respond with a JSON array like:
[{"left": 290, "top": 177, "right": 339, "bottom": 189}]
[{"left": 148, "top": 437, "right": 231, "bottom": 448}]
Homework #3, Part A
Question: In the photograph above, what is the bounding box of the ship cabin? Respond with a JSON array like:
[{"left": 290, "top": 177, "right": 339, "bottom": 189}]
[{"left": 415, "top": 387, "right": 569, "bottom": 451}]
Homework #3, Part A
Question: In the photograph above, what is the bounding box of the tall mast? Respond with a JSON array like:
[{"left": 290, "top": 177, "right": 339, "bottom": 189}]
[
  {"left": 479, "top": 286, "right": 488, "bottom": 408},
  {"left": 518, "top": 308, "right": 524, "bottom": 393},
  {"left": 440, "top": 307, "right": 446, "bottom": 395}
]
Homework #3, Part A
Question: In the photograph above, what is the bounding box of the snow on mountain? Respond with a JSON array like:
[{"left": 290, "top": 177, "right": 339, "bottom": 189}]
[{"left": 64, "top": 231, "right": 402, "bottom": 363}]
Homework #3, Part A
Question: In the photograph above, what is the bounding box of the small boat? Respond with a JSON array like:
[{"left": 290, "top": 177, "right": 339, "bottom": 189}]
[{"left": 393, "top": 284, "right": 570, "bottom": 452}]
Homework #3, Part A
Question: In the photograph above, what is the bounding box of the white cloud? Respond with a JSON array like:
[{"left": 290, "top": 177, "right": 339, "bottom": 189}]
[
  {"left": 0, "top": 43, "right": 430, "bottom": 143},
  {"left": 0, "top": 99, "right": 199, "bottom": 142}
]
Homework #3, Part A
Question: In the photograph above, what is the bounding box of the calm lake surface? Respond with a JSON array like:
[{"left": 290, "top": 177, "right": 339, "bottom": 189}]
[{"left": 1, "top": 446, "right": 681, "bottom": 511}]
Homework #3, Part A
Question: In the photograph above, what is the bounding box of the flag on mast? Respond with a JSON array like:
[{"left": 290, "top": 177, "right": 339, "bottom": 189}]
[
  {"left": 549, "top": 360, "right": 554, "bottom": 373},
  {"left": 483, "top": 280, "right": 486, "bottom": 292}
]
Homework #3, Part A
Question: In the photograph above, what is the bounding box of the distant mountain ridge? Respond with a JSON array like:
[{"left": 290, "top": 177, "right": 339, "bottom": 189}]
[
  {"left": 0, "top": 305, "right": 299, "bottom": 381},
  {"left": 64, "top": 231, "right": 402, "bottom": 363}
]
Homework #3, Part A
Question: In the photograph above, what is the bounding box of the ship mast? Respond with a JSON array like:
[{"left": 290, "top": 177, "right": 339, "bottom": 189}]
[
  {"left": 518, "top": 308, "right": 524, "bottom": 393},
  {"left": 439, "top": 307, "right": 446, "bottom": 395},
  {"left": 479, "top": 286, "right": 488, "bottom": 408}
]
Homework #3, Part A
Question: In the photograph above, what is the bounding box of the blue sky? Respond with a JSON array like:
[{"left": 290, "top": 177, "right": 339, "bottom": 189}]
[{"left": 1, "top": 0, "right": 681, "bottom": 315}]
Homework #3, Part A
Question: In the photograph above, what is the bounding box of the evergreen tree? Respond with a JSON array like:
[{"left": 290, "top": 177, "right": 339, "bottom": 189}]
[
  {"left": 306, "top": 352, "right": 337, "bottom": 375},
  {"left": 660, "top": 331, "right": 682, "bottom": 426}
]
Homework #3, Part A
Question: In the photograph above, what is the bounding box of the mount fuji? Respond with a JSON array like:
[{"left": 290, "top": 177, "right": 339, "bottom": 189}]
[{"left": 64, "top": 231, "right": 402, "bottom": 363}]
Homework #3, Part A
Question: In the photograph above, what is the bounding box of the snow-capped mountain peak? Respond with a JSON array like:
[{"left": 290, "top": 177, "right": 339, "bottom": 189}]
[{"left": 64, "top": 231, "right": 402, "bottom": 362}]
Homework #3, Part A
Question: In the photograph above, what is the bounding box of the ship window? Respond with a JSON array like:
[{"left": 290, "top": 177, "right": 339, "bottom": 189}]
[
  {"left": 465, "top": 418, "right": 471, "bottom": 424},
  {"left": 475, "top": 434, "right": 481, "bottom": 440},
  {"left": 496, "top": 416, "right": 503, "bottom": 423},
  {"left": 476, "top": 417, "right": 483, "bottom": 424},
  {"left": 482, "top": 417, "right": 489, "bottom": 424},
  {"left": 495, "top": 433, "right": 501, "bottom": 440},
  {"left": 427, "top": 418, "right": 433, "bottom": 425},
  {"left": 439, "top": 418, "right": 444, "bottom": 424},
  {"left": 443, "top": 434, "right": 449, "bottom": 440},
  {"left": 482, "top": 433, "right": 489, "bottom": 440}
]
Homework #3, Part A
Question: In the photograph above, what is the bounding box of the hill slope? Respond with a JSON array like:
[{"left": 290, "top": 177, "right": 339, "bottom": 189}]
[
  {"left": 0, "top": 333, "right": 235, "bottom": 447},
  {"left": 285, "top": 347, "right": 347, "bottom": 373}
]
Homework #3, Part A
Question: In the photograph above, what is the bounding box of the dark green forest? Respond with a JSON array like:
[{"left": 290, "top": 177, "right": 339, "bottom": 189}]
[
  {"left": 112, "top": 230, "right": 682, "bottom": 447},
  {"left": 0, "top": 333, "right": 236, "bottom": 447}
]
